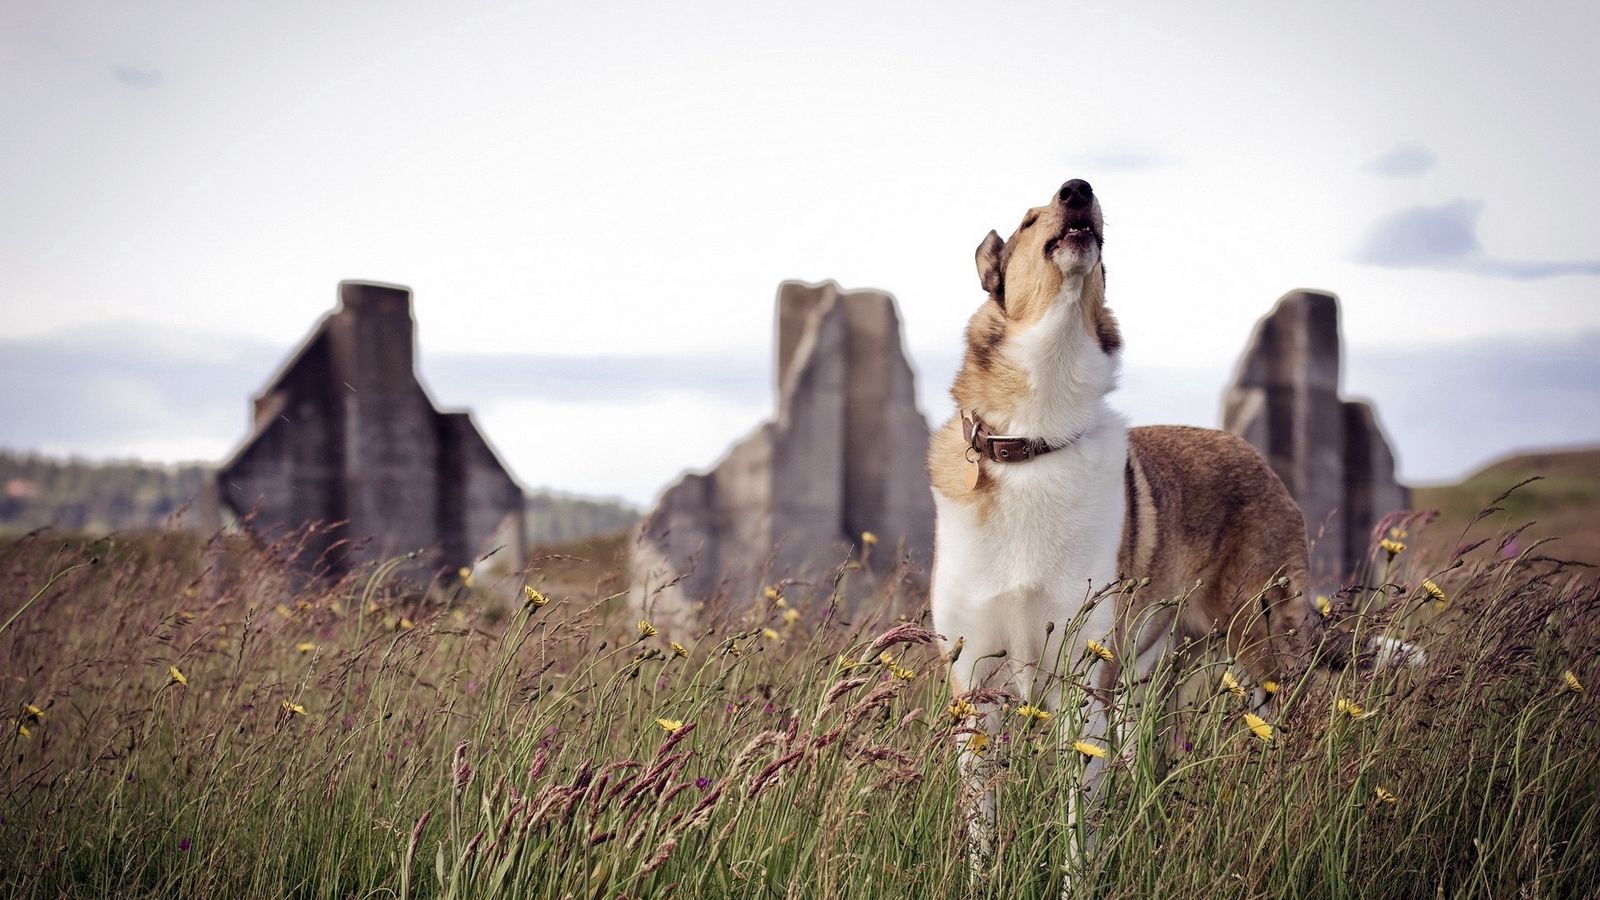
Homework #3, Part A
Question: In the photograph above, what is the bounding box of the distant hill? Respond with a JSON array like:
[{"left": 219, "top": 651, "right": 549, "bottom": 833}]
[
  {"left": 1412, "top": 447, "right": 1600, "bottom": 568},
  {"left": 0, "top": 450, "right": 638, "bottom": 546}
]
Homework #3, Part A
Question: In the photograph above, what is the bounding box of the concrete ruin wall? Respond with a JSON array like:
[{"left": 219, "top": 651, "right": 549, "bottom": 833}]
[
  {"left": 218, "top": 280, "right": 525, "bottom": 578},
  {"left": 1223, "top": 289, "right": 1409, "bottom": 583},
  {"left": 633, "top": 280, "right": 935, "bottom": 624}
]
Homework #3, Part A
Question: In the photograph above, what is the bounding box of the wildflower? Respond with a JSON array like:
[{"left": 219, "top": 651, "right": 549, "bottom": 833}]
[
  {"left": 836, "top": 656, "right": 862, "bottom": 671},
  {"left": 365, "top": 601, "right": 381, "bottom": 615},
  {"left": 1375, "top": 786, "right": 1397, "bottom": 804},
  {"left": 398, "top": 617, "right": 416, "bottom": 631},
  {"left": 1314, "top": 595, "right": 1332, "bottom": 617},
  {"left": 179, "top": 837, "right": 190, "bottom": 852},
  {"left": 17, "top": 723, "right": 31, "bottom": 739},
  {"left": 861, "top": 531, "right": 879, "bottom": 546},
  {"left": 890, "top": 664, "right": 916, "bottom": 681},
  {"left": 296, "top": 642, "right": 316, "bottom": 654},
  {"left": 458, "top": 566, "right": 475, "bottom": 588},
  {"left": 1072, "top": 740, "right": 1107, "bottom": 759},
  {"left": 176, "top": 610, "right": 197, "bottom": 624},
  {"left": 275, "top": 603, "right": 294, "bottom": 619},
  {"left": 523, "top": 585, "right": 551, "bottom": 607},
  {"left": 762, "top": 627, "right": 780, "bottom": 641},
  {"left": 1243, "top": 712, "right": 1273, "bottom": 743},
  {"left": 1336, "top": 698, "right": 1370, "bottom": 719},
  {"left": 1221, "top": 670, "right": 1245, "bottom": 697},
  {"left": 1380, "top": 538, "right": 1405, "bottom": 559},
  {"left": 655, "top": 718, "right": 685, "bottom": 734},
  {"left": 21, "top": 704, "right": 43, "bottom": 723},
  {"left": 695, "top": 777, "right": 711, "bottom": 791},
  {"left": 1261, "top": 680, "right": 1280, "bottom": 695},
  {"left": 168, "top": 665, "right": 188, "bottom": 687},
  {"left": 281, "top": 699, "right": 306, "bottom": 716},
  {"left": 637, "top": 620, "right": 659, "bottom": 638},
  {"left": 781, "top": 607, "right": 801, "bottom": 625},
  {"left": 1421, "top": 579, "right": 1446, "bottom": 608},
  {"left": 670, "top": 642, "right": 689, "bottom": 659},
  {"left": 967, "top": 731, "right": 989, "bottom": 754},
  {"left": 1086, "top": 639, "right": 1115, "bottom": 663},
  {"left": 1388, "top": 526, "right": 1408, "bottom": 540},
  {"left": 878, "top": 651, "right": 896, "bottom": 666},
  {"left": 948, "top": 698, "right": 978, "bottom": 720},
  {"left": 1015, "top": 704, "right": 1053, "bottom": 723},
  {"left": 1563, "top": 671, "right": 1584, "bottom": 694}
]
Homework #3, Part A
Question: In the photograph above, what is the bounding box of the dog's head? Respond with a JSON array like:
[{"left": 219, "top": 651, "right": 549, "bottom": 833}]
[{"left": 974, "top": 179, "right": 1104, "bottom": 323}]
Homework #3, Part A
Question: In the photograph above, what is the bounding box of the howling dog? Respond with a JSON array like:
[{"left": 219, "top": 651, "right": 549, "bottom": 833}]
[{"left": 929, "top": 179, "right": 1349, "bottom": 869}]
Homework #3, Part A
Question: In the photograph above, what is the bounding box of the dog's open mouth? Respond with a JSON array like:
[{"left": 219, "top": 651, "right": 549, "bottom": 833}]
[{"left": 1045, "top": 219, "right": 1097, "bottom": 256}]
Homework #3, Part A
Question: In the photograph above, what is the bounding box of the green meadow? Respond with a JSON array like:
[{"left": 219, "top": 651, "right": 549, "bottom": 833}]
[{"left": 2, "top": 495, "right": 1596, "bottom": 898}]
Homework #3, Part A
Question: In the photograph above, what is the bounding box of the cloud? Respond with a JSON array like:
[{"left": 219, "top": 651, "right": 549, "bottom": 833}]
[
  {"left": 1067, "top": 146, "right": 1179, "bottom": 173},
  {"left": 111, "top": 65, "right": 163, "bottom": 87},
  {"left": 1354, "top": 199, "right": 1600, "bottom": 280},
  {"left": 1365, "top": 143, "right": 1436, "bottom": 178}
]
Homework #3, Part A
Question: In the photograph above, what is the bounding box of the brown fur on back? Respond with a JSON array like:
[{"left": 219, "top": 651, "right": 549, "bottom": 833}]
[{"left": 1113, "top": 426, "right": 1316, "bottom": 684}]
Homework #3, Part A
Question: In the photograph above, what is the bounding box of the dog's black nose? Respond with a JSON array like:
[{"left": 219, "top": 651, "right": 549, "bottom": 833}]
[{"left": 1059, "top": 179, "right": 1094, "bottom": 208}]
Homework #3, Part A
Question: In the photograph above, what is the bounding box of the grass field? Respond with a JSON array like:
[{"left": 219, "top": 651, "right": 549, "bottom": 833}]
[{"left": 2, "top": 484, "right": 1597, "bottom": 897}]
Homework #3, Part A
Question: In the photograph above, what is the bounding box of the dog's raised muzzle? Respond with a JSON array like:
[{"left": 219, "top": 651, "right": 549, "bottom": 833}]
[{"left": 1059, "top": 179, "right": 1093, "bottom": 209}]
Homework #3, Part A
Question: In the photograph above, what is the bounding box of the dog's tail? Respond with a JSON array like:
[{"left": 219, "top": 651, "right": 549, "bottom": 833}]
[{"left": 1297, "top": 594, "right": 1428, "bottom": 671}]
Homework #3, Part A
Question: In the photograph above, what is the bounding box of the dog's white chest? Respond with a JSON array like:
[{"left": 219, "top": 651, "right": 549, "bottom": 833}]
[{"left": 931, "top": 427, "right": 1127, "bottom": 671}]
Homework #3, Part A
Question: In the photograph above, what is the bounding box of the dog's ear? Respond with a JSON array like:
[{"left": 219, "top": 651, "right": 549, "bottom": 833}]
[{"left": 975, "top": 230, "right": 1004, "bottom": 298}]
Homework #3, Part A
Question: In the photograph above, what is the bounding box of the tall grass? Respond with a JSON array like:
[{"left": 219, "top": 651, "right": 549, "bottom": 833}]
[{"left": 1, "top": 511, "right": 1596, "bottom": 898}]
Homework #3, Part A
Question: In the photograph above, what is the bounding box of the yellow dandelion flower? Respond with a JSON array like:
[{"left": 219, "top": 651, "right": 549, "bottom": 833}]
[
  {"left": 861, "top": 531, "right": 879, "bottom": 546},
  {"left": 837, "top": 656, "right": 862, "bottom": 671},
  {"left": 1380, "top": 538, "right": 1405, "bottom": 559},
  {"left": 295, "top": 642, "right": 316, "bottom": 654},
  {"left": 878, "top": 651, "right": 896, "bottom": 666},
  {"left": 1563, "top": 670, "right": 1584, "bottom": 694},
  {"left": 638, "top": 620, "right": 658, "bottom": 638},
  {"left": 365, "top": 601, "right": 381, "bottom": 615},
  {"left": 1243, "top": 712, "right": 1273, "bottom": 743},
  {"left": 176, "top": 610, "right": 197, "bottom": 624},
  {"left": 1015, "top": 704, "right": 1053, "bottom": 722},
  {"left": 1314, "top": 594, "right": 1332, "bottom": 617},
  {"left": 1072, "top": 740, "right": 1107, "bottom": 759},
  {"left": 21, "top": 704, "right": 43, "bottom": 723},
  {"left": 522, "top": 585, "right": 550, "bottom": 607},
  {"left": 670, "top": 642, "right": 689, "bottom": 659},
  {"left": 727, "top": 640, "right": 742, "bottom": 657},
  {"left": 1262, "top": 680, "right": 1280, "bottom": 695},
  {"left": 168, "top": 665, "right": 188, "bottom": 686},
  {"left": 1375, "top": 786, "right": 1397, "bottom": 804},
  {"left": 967, "top": 731, "right": 989, "bottom": 754},
  {"left": 17, "top": 723, "right": 31, "bottom": 739},
  {"left": 762, "top": 627, "right": 780, "bottom": 641},
  {"left": 655, "top": 718, "right": 684, "bottom": 734},
  {"left": 781, "top": 608, "right": 801, "bottom": 625},
  {"left": 1221, "top": 670, "right": 1246, "bottom": 697},
  {"left": 1336, "top": 698, "right": 1369, "bottom": 719},
  {"left": 948, "top": 698, "right": 978, "bottom": 720},
  {"left": 891, "top": 664, "right": 916, "bottom": 681},
  {"left": 457, "top": 566, "right": 474, "bottom": 588},
  {"left": 1388, "top": 526, "right": 1408, "bottom": 540},
  {"left": 398, "top": 617, "right": 416, "bottom": 631},
  {"left": 275, "top": 603, "right": 294, "bottom": 619},
  {"left": 280, "top": 699, "right": 306, "bottom": 716},
  {"left": 1086, "top": 640, "right": 1115, "bottom": 663},
  {"left": 1420, "top": 579, "right": 1446, "bottom": 606},
  {"left": 763, "top": 586, "right": 781, "bottom": 602}
]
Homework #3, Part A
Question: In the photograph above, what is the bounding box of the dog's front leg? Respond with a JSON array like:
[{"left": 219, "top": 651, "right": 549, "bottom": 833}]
[{"left": 957, "top": 711, "right": 1001, "bottom": 883}]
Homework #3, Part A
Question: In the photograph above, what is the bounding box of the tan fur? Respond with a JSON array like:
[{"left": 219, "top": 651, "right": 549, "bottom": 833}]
[{"left": 1108, "top": 426, "right": 1314, "bottom": 689}]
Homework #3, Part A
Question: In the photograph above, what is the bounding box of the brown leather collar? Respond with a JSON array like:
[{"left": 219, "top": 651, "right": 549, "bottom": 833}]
[{"left": 962, "top": 411, "right": 1084, "bottom": 464}]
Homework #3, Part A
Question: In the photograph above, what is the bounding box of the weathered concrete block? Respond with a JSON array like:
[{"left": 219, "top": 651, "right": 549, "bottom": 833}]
[
  {"left": 218, "top": 280, "right": 525, "bottom": 579},
  {"left": 1223, "top": 290, "right": 1409, "bottom": 583},
  {"left": 634, "top": 280, "right": 935, "bottom": 626}
]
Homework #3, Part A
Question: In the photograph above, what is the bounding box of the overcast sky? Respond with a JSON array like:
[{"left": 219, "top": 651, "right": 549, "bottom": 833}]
[{"left": 3, "top": 1, "right": 1598, "bottom": 505}]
